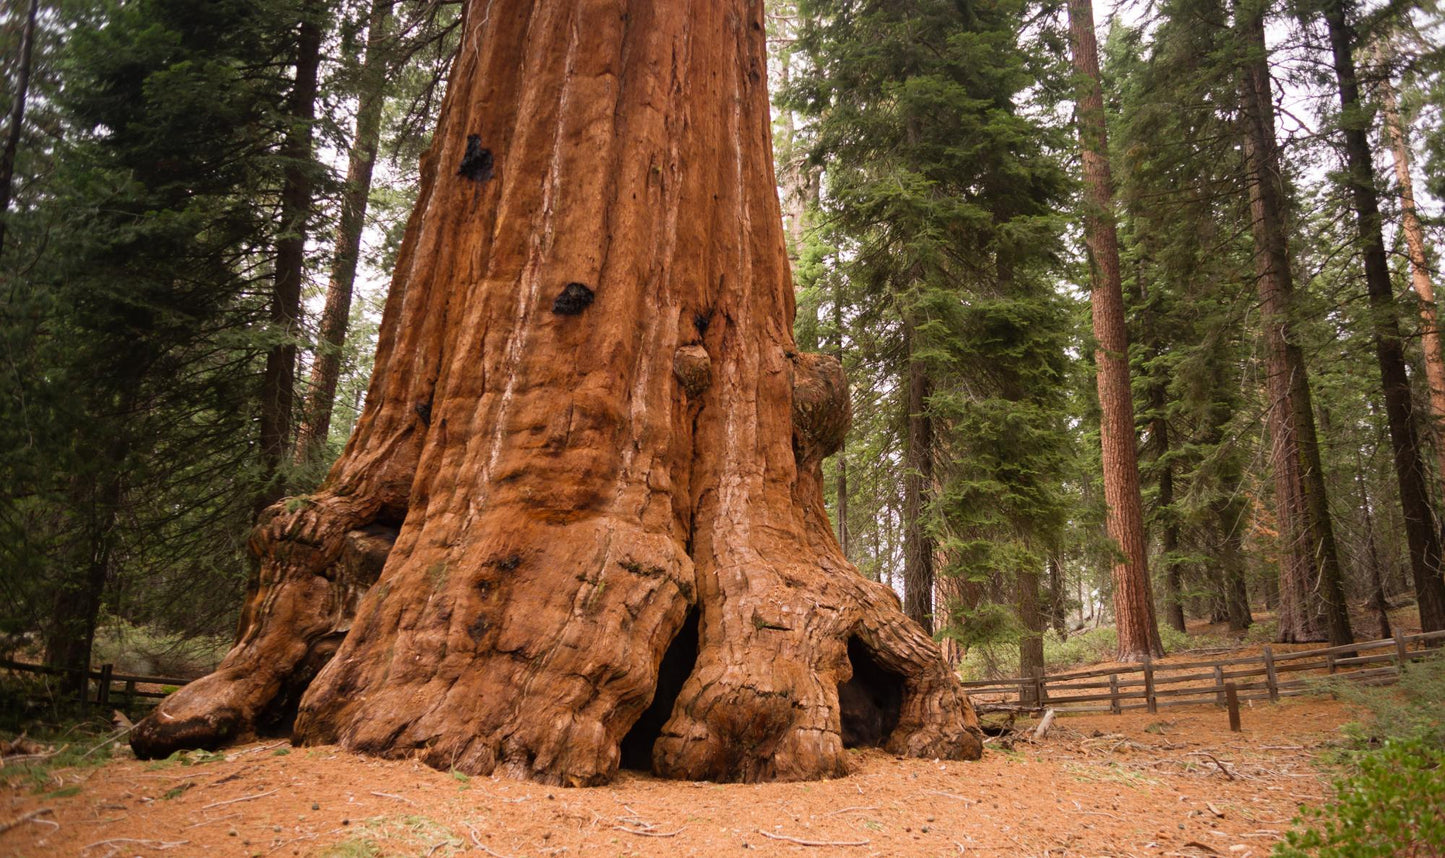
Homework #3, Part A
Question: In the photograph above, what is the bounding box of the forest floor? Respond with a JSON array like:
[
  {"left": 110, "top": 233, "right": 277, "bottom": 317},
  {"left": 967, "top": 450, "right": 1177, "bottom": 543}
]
[{"left": 0, "top": 693, "right": 1358, "bottom": 858}]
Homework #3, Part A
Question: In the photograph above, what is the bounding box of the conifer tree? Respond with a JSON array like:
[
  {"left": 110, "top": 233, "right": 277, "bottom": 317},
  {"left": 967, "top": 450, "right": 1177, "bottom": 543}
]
[
  {"left": 1067, "top": 0, "right": 1162, "bottom": 661},
  {"left": 1316, "top": 0, "right": 1444, "bottom": 634},
  {"left": 788, "top": 0, "right": 1075, "bottom": 659}
]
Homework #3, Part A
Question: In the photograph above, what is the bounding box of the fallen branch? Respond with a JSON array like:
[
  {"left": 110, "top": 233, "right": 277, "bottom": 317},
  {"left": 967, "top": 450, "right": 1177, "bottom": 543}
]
[
  {"left": 78, "top": 725, "right": 136, "bottom": 761},
  {"left": 82, "top": 838, "right": 189, "bottom": 852},
  {"left": 0, "top": 807, "right": 54, "bottom": 835},
  {"left": 923, "top": 789, "right": 974, "bottom": 803},
  {"left": 614, "top": 825, "right": 685, "bottom": 837},
  {"left": 201, "top": 788, "right": 278, "bottom": 810},
  {"left": 370, "top": 791, "right": 416, "bottom": 805},
  {"left": 758, "top": 830, "right": 870, "bottom": 847},
  {"left": 1187, "top": 752, "right": 1236, "bottom": 781},
  {"left": 467, "top": 823, "right": 513, "bottom": 858},
  {"left": 181, "top": 813, "right": 239, "bottom": 831}
]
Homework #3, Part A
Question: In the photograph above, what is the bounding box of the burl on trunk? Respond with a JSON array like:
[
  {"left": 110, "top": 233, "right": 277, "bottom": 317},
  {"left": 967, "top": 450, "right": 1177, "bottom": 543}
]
[{"left": 132, "top": 0, "right": 981, "bottom": 785}]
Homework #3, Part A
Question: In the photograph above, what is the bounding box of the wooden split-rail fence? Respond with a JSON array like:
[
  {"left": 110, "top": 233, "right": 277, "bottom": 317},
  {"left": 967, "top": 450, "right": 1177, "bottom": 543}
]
[
  {"left": 962, "top": 629, "right": 1445, "bottom": 715},
  {"left": 1, "top": 658, "right": 193, "bottom": 709},
  {"left": 6, "top": 629, "right": 1444, "bottom": 718}
]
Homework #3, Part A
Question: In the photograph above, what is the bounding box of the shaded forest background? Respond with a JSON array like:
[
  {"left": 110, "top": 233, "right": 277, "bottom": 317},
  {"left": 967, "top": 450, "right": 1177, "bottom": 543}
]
[{"left": 2, "top": 0, "right": 1444, "bottom": 686}]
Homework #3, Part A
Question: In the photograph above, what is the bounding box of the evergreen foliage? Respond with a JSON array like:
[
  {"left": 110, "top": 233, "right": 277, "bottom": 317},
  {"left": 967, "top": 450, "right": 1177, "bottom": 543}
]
[{"left": 785, "top": 0, "right": 1076, "bottom": 651}]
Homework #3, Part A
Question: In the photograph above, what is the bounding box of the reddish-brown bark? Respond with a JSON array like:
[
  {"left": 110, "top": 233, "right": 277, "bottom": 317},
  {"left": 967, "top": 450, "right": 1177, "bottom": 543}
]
[
  {"left": 1066, "top": 0, "right": 1162, "bottom": 662},
  {"left": 1378, "top": 49, "right": 1445, "bottom": 501},
  {"left": 1235, "top": 6, "right": 1352, "bottom": 645},
  {"left": 132, "top": 0, "right": 980, "bottom": 786}
]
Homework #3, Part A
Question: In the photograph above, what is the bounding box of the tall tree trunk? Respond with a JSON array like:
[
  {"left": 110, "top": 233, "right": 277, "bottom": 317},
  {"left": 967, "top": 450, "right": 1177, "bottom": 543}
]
[
  {"left": 1048, "top": 552, "right": 1068, "bottom": 639},
  {"left": 1066, "top": 0, "right": 1162, "bottom": 661},
  {"left": 833, "top": 285, "right": 850, "bottom": 557},
  {"left": 132, "top": 0, "right": 981, "bottom": 785},
  {"left": 1235, "top": 4, "right": 1354, "bottom": 645},
  {"left": 1149, "top": 374, "right": 1186, "bottom": 633},
  {"left": 1354, "top": 446, "right": 1392, "bottom": 638},
  {"left": 258, "top": 6, "right": 324, "bottom": 507},
  {"left": 1322, "top": 0, "right": 1445, "bottom": 634},
  {"left": 903, "top": 329, "right": 936, "bottom": 634},
  {"left": 296, "top": 0, "right": 395, "bottom": 466},
  {"left": 1377, "top": 48, "right": 1445, "bottom": 496},
  {"left": 1215, "top": 498, "right": 1253, "bottom": 631},
  {"left": 1017, "top": 565, "right": 1044, "bottom": 704},
  {"left": 0, "top": 0, "right": 39, "bottom": 260}
]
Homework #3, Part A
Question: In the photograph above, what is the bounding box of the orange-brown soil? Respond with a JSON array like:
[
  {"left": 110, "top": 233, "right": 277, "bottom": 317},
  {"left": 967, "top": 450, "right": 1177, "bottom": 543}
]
[{"left": 2, "top": 696, "right": 1355, "bottom": 857}]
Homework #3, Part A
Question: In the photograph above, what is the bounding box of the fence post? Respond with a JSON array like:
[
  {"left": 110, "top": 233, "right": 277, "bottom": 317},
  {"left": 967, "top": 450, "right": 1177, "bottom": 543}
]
[
  {"left": 1109, "top": 674, "right": 1121, "bottom": 714},
  {"left": 1213, "top": 665, "right": 1225, "bottom": 707},
  {"left": 1262, "top": 645, "right": 1278, "bottom": 703},
  {"left": 1225, "top": 682, "right": 1241, "bottom": 732},
  {"left": 97, "top": 664, "right": 113, "bottom": 707},
  {"left": 1395, "top": 635, "right": 1409, "bottom": 675},
  {"left": 1143, "top": 656, "right": 1157, "bottom": 714},
  {"left": 124, "top": 679, "right": 136, "bottom": 708},
  {"left": 1035, "top": 675, "right": 1046, "bottom": 709},
  {"left": 1326, "top": 650, "right": 1336, "bottom": 674}
]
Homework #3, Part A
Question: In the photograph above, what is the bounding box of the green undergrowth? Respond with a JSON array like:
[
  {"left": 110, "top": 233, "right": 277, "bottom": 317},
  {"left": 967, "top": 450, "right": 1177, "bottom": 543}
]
[
  {"left": 0, "top": 715, "right": 128, "bottom": 793},
  {"left": 90, "top": 615, "right": 229, "bottom": 678},
  {"left": 1274, "top": 657, "right": 1445, "bottom": 857}
]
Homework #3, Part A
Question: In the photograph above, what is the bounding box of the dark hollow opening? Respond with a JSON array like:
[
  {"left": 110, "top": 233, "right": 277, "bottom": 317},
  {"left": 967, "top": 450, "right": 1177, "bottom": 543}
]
[
  {"left": 838, "top": 636, "right": 903, "bottom": 748},
  {"left": 619, "top": 609, "right": 699, "bottom": 771}
]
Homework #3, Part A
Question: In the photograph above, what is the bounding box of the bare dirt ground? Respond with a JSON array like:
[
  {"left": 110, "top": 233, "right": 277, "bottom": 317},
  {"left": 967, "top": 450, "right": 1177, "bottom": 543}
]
[{"left": 0, "top": 695, "right": 1356, "bottom": 858}]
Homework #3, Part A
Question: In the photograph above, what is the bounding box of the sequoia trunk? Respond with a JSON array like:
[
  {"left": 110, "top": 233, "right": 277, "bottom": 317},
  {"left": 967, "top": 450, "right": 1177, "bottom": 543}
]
[{"left": 132, "top": 0, "right": 980, "bottom": 786}]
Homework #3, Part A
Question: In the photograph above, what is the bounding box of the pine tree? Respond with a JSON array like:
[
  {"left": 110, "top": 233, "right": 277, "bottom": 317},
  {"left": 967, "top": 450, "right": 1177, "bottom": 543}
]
[
  {"left": 1316, "top": 0, "right": 1445, "bottom": 634},
  {"left": 1067, "top": 0, "right": 1163, "bottom": 661},
  {"left": 787, "top": 0, "right": 1076, "bottom": 660}
]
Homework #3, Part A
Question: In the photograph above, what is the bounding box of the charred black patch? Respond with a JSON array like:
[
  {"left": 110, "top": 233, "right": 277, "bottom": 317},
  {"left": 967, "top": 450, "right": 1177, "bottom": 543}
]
[
  {"left": 492, "top": 554, "right": 521, "bottom": 572},
  {"left": 467, "top": 614, "right": 490, "bottom": 641},
  {"left": 693, "top": 310, "right": 712, "bottom": 335},
  {"left": 552, "top": 282, "right": 595, "bottom": 315},
  {"left": 620, "top": 609, "right": 699, "bottom": 771},
  {"left": 457, "top": 134, "right": 494, "bottom": 182},
  {"left": 414, "top": 400, "right": 432, "bottom": 426}
]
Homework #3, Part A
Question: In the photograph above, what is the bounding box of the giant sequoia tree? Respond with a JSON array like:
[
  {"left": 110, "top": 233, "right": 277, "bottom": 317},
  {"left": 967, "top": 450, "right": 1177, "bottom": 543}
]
[{"left": 131, "top": 0, "right": 981, "bottom": 785}]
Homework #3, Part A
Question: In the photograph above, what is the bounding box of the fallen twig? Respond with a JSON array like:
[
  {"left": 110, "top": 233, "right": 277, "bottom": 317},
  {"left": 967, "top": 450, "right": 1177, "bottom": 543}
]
[
  {"left": 467, "top": 823, "right": 513, "bottom": 858},
  {"left": 231, "top": 741, "right": 288, "bottom": 758},
  {"left": 823, "top": 805, "right": 879, "bottom": 817},
  {"left": 201, "top": 788, "right": 278, "bottom": 810},
  {"left": 1187, "top": 752, "right": 1236, "bottom": 781},
  {"left": 758, "top": 830, "right": 870, "bottom": 847},
  {"left": 614, "top": 824, "right": 685, "bottom": 837},
  {"left": 181, "top": 812, "right": 239, "bottom": 831},
  {"left": 82, "top": 838, "right": 188, "bottom": 852},
  {"left": 370, "top": 791, "right": 416, "bottom": 805},
  {"left": 923, "top": 789, "right": 974, "bottom": 803},
  {"left": 0, "top": 807, "right": 54, "bottom": 835},
  {"left": 79, "top": 726, "right": 135, "bottom": 761}
]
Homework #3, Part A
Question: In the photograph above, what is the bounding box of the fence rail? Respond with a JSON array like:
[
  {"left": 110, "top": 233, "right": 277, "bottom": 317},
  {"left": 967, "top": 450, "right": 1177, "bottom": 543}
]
[
  {"left": 1, "top": 658, "right": 193, "bottom": 708},
  {"left": 963, "top": 629, "right": 1445, "bottom": 715}
]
